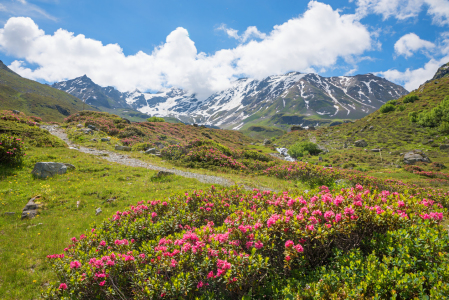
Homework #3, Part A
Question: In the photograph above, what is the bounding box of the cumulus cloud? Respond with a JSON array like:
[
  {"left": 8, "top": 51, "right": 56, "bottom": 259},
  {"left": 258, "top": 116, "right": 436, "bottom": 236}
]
[
  {"left": 0, "top": 1, "right": 373, "bottom": 99},
  {"left": 353, "top": 0, "right": 449, "bottom": 25},
  {"left": 378, "top": 57, "right": 447, "bottom": 90},
  {"left": 394, "top": 33, "right": 435, "bottom": 57}
]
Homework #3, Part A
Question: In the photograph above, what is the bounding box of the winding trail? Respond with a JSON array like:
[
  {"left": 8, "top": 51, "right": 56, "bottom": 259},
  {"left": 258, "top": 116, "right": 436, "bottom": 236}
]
[{"left": 46, "top": 126, "right": 236, "bottom": 187}]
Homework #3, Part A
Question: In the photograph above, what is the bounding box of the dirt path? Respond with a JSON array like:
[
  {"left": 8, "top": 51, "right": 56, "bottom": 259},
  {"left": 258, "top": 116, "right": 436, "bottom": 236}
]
[{"left": 46, "top": 126, "right": 235, "bottom": 187}]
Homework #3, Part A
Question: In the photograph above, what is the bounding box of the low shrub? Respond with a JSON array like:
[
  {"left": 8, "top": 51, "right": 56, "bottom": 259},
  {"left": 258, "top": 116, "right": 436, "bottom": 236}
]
[
  {"left": 380, "top": 103, "right": 395, "bottom": 113},
  {"left": 288, "top": 142, "right": 321, "bottom": 159},
  {"left": 403, "top": 94, "right": 419, "bottom": 103},
  {"left": 0, "top": 134, "right": 26, "bottom": 166},
  {"left": 147, "top": 116, "right": 165, "bottom": 122},
  {"left": 42, "top": 185, "right": 445, "bottom": 299},
  {"left": 278, "top": 223, "right": 449, "bottom": 299}
]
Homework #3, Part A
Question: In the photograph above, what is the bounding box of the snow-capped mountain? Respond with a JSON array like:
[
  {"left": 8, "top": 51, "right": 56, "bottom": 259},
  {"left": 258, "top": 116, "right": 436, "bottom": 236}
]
[{"left": 53, "top": 72, "right": 408, "bottom": 129}]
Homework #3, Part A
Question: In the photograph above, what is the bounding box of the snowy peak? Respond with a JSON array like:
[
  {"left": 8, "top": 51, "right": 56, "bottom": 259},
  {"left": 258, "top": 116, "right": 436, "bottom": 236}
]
[{"left": 53, "top": 71, "right": 408, "bottom": 128}]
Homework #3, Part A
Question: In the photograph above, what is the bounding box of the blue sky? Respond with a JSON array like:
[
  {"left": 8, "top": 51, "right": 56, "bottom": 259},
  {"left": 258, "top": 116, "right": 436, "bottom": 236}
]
[{"left": 0, "top": 0, "right": 448, "bottom": 98}]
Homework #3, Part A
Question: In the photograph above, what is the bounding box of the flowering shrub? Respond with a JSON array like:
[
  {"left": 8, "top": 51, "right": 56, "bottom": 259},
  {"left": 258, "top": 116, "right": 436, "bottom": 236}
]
[
  {"left": 0, "top": 110, "right": 40, "bottom": 127},
  {"left": 0, "top": 134, "right": 26, "bottom": 165},
  {"left": 42, "top": 184, "right": 445, "bottom": 299}
]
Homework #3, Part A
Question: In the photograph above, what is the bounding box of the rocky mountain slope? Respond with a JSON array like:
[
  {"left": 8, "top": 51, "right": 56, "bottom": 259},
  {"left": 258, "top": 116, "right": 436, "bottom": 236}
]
[
  {"left": 274, "top": 62, "right": 449, "bottom": 171},
  {"left": 0, "top": 61, "right": 97, "bottom": 122},
  {"left": 51, "top": 76, "right": 150, "bottom": 121},
  {"left": 53, "top": 72, "right": 408, "bottom": 129}
]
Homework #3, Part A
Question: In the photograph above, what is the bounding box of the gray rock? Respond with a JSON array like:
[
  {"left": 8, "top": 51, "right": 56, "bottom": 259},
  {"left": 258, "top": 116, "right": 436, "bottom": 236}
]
[
  {"left": 354, "top": 139, "right": 368, "bottom": 147},
  {"left": 13, "top": 110, "right": 20, "bottom": 114},
  {"left": 156, "top": 171, "right": 174, "bottom": 177},
  {"left": 115, "top": 145, "right": 132, "bottom": 151},
  {"left": 369, "top": 126, "right": 374, "bottom": 130},
  {"left": 371, "top": 149, "right": 381, "bottom": 152},
  {"left": 101, "top": 137, "right": 110, "bottom": 142},
  {"left": 21, "top": 197, "right": 39, "bottom": 220},
  {"left": 440, "top": 144, "right": 449, "bottom": 150},
  {"left": 318, "top": 156, "right": 323, "bottom": 161},
  {"left": 63, "top": 163, "right": 76, "bottom": 170},
  {"left": 145, "top": 148, "right": 157, "bottom": 154},
  {"left": 90, "top": 138, "right": 97, "bottom": 142},
  {"left": 87, "top": 124, "right": 98, "bottom": 131},
  {"left": 95, "top": 208, "right": 102, "bottom": 215},
  {"left": 403, "top": 151, "right": 431, "bottom": 165},
  {"left": 31, "top": 162, "right": 68, "bottom": 179},
  {"left": 82, "top": 128, "right": 93, "bottom": 135},
  {"left": 76, "top": 124, "right": 83, "bottom": 128},
  {"left": 263, "top": 139, "right": 272, "bottom": 145}
]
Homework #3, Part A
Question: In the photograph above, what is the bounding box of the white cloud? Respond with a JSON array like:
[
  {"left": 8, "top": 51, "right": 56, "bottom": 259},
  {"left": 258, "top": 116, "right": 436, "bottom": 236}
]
[
  {"left": 0, "top": 1, "right": 373, "bottom": 99},
  {"left": 0, "top": 0, "right": 57, "bottom": 22},
  {"left": 394, "top": 33, "right": 435, "bottom": 57},
  {"left": 378, "top": 57, "right": 448, "bottom": 90},
  {"left": 218, "top": 24, "right": 267, "bottom": 42},
  {"left": 354, "top": 0, "right": 449, "bottom": 25}
]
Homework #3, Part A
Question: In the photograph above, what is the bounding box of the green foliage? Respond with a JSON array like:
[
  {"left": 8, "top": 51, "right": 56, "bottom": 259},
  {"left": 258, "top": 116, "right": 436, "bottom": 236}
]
[
  {"left": 397, "top": 104, "right": 406, "bottom": 111},
  {"left": 416, "top": 96, "right": 449, "bottom": 129},
  {"left": 131, "top": 142, "right": 153, "bottom": 151},
  {"left": 279, "top": 224, "right": 449, "bottom": 299},
  {"left": 288, "top": 141, "right": 321, "bottom": 158},
  {"left": 0, "top": 134, "right": 25, "bottom": 166},
  {"left": 409, "top": 111, "right": 419, "bottom": 122},
  {"left": 403, "top": 94, "right": 419, "bottom": 103},
  {"left": 379, "top": 103, "right": 396, "bottom": 113},
  {"left": 147, "top": 116, "right": 165, "bottom": 122}
]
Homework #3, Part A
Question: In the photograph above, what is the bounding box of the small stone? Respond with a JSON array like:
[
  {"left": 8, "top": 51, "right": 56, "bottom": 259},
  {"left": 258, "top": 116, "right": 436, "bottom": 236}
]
[
  {"left": 13, "top": 110, "right": 20, "bottom": 114},
  {"left": 101, "top": 137, "right": 110, "bottom": 142},
  {"left": 145, "top": 148, "right": 157, "bottom": 154},
  {"left": 371, "top": 149, "right": 381, "bottom": 152},
  {"left": 76, "top": 124, "right": 83, "bottom": 128},
  {"left": 156, "top": 171, "right": 174, "bottom": 177},
  {"left": 90, "top": 138, "right": 97, "bottom": 142},
  {"left": 87, "top": 124, "right": 98, "bottom": 131},
  {"left": 440, "top": 144, "right": 449, "bottom": 150},
  {"left": 263, "top": 139, "right": 272, "bottom": 145},
  {"left": 95, "top": 208, "right": 102, "bottom": 215}
]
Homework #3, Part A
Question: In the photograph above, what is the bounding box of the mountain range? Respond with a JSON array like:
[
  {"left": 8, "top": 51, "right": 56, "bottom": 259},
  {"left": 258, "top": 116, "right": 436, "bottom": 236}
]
[{"left": 53, "top": 72, "right": 408, "bottom": 129}]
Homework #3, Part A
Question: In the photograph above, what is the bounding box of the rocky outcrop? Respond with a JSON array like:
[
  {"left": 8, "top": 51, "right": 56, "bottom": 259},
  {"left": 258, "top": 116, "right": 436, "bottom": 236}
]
[
  {"left": 354, "top": 140, "right": 368, "bottom": 147},
  {"left": 440, "top": 144, "right": 449, "bottom": 150},
  {"left": 31, "top": 162, "right": 71, "bottom": 179},
  {"left": 403, "top": 150, "right": 431, "bottom": 165}
]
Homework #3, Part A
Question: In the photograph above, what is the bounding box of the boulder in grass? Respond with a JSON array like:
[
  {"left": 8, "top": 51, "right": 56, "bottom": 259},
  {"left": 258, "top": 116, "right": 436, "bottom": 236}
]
[
  {"left": 403, "top": 151, "right": 431, "bottom": 165},
  {"left": 21, "top": 197, "right": 40, "bottom": 220},
  {"left": 32, "top": 162, "right": 68, "bottom": 179},
  {"left": 145, "top": 148, "right": 157, "bottom": 154},
  {"left": 156, "top": 171, "right": 174, "bottom": 177},
  {"left": 354, "top": 139, "right": 368, "bottom": 147},
  {"left": 440, "top": 144, "right": 449, "bottom": 150}
]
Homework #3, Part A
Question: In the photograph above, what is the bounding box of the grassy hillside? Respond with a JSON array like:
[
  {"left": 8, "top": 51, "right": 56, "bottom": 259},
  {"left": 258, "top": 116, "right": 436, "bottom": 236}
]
[
  {"left": 272, "top": 67, "right": 449, "bottom": 188},
  {"left": 0, "top": 61, "right": 97, "bottom": 122}
]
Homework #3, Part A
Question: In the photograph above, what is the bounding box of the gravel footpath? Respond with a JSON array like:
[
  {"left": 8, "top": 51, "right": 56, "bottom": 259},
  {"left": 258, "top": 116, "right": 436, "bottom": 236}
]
[{"left": 46, "top": 126, "right": 235, "bottom": 187}]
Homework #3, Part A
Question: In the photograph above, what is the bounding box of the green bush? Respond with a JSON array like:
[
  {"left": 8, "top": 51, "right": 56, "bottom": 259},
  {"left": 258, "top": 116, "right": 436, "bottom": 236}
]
[
  {"left": 398, "top": 105, "right": 406, "bottom": 111},
  {"left": 147, "top": 116, "right": 165, "bottom": 122},
  {"left": 0, "top": 134, "right": 26, "bottom": 166},
  {"left": 409, "top": 111, "right": 419, "bottom": 122},
  {"left": 288, "top": 141, "right": 321, "bottom": 158},
  {"left": 278, "top": 223, "right": 449, "bottom": 299},
  {"left": 387, "top": 99, "right": 398, "bottom": 105},
  {"left": 416, "top": 96, "right": 449, "bottom": 129},
  {"left": 380, "top": 103, "right": 396, "bottom": 113},
  {"left": 439, "top": 121, "right": 449, "bottom": 134},
  {"left": 403, "top": 94, "right": 419, "bottom": 103}
]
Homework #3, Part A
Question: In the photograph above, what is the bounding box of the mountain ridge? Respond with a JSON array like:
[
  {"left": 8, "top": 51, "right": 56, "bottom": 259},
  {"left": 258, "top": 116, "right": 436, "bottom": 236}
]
[{"left": 53, "top": 71, "right": 408, "bottom": 128}]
